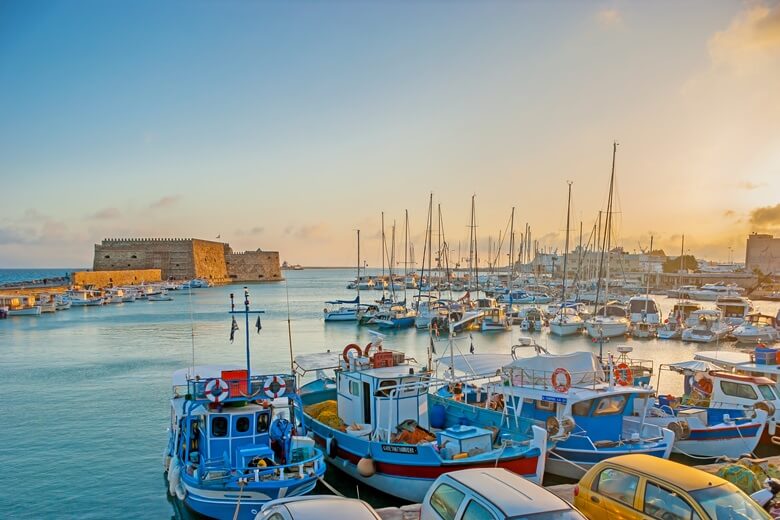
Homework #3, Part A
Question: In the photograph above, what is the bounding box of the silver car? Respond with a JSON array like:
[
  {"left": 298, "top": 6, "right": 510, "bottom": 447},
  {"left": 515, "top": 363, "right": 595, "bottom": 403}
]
[{"left": 256, "top": 495, "right": 382, "bottom": 520}]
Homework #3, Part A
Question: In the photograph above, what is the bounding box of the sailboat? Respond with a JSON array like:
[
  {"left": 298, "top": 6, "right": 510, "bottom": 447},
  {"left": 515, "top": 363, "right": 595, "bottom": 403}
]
[
  {"left": 324, "top": 230, "right": 361, "bottom": 322},
  {"left": 550, "top": 181, "right": 584, "bottom": 336},
  {"left": 585, "top": 143, "right": 630, "bottom": 339}
]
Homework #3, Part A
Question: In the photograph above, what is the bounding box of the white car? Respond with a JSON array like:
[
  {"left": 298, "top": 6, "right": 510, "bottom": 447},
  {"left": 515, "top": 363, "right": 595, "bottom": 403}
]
[
  {"left": 256, "top": 495, "right": 382, "bottom": 520},
  {"left": 420, "top": 468, "right": 586, "bottom": 520}
]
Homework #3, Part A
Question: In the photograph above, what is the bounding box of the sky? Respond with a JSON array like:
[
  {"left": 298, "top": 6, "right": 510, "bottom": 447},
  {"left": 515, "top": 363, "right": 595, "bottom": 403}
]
[{"left": 1, "top": 0, "right": 779, "bottom": 268}]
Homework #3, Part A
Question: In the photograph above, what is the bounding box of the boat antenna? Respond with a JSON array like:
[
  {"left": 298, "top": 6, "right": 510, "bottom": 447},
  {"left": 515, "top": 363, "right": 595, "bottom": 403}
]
[
  {"left": 285, "top": 276, "right": 294, "bottom": 374},
  {"left": 229, "top": 287, "right": 264, "bottom": 387},
  {"left": 188, "top": 281, "right": 196, "bottom": 373},
  {"left": 561, "top": 181, "right": 573, "bottom": 307}
]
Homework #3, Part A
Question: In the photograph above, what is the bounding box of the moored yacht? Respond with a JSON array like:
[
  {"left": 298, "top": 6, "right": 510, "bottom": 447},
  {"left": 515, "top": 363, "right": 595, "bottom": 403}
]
[
  {"left": 681, "top": 309, "right": 731, "bottom": 343},
  {"left": 732, "top": 313, "right": 779, "bottom": 344},
  {"left": 716, "top": 295, "right": 754, "bottom": 326},
  {"left": 585, "top": 302, "right": 629, "bottom": 339}
]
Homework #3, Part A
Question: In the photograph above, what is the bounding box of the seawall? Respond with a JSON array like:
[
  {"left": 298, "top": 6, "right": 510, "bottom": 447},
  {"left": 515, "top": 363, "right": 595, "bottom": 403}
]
[{"left": 71, "top": 269, "right": 162, "bottom": 288}]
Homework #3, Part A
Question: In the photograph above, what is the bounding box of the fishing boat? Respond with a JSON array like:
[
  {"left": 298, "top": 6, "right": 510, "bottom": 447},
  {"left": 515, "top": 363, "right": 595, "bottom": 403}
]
[
  {"left": 695, "top": 349, "right": 780, "bottom": 449},
  {"left": 67, "top": 288, "right": 104, "bottom": 306},
  {"left": 164, "top": 290, "right": 326, "bottom": 519},
  {"left": 627, "top": 295, "right": 661, "bottom": 339},
  {"left": 448, "top": 345, "right": 674, "bottom": 479},
  {"left": 732, "top": 314, "right": 779, "bottom": 344},
  {"left": 183, "top": 278, "right": 212, "bottom": 289},
  {"left": 681, "top": 309, "right": 732, "bottom": 343},
  {"left": 54, "top": 294, "right": 72, "bottom": 310},
  {"left": 646, "top": 360, "right": 767, "bottom": 458},
  {"left": 295, "top": 340, "right": 548, "bottom": 503},
  {"left": 3, "top": 295, "right": 42, "bottom": 316},
  {"left": 35, "top": 293, "right": 57, "bottom": 313},
  {"left": 149, "top": 290, "right": 174, "bottom": 301}
]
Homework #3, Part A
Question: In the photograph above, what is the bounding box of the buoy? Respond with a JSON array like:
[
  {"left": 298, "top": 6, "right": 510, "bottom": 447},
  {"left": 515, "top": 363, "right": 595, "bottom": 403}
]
[
  {"left": 357, "top": 456, "right": 376, "bottom": 477},
  {"left": 175, "top": 478, "right": 187, "bottom": 501}
]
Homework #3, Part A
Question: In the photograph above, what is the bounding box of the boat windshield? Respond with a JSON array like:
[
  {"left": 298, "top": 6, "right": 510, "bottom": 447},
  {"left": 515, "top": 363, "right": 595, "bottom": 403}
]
[
  {"left": 759, "top": 384, "right": 777, "bottom": 400},
  {"left": 629, "top": 299, "right": 658, "bottom": 314},
  {"left": 689, "top": 484, "right": 767, "bottom": 520}
]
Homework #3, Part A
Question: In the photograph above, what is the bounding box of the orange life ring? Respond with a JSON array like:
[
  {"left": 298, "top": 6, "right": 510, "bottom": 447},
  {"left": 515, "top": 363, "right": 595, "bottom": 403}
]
[
  {"left": 551, "top": 368, "right": 571, "bottom": 393},
  {"left": 614, "top": 363, "right": 633, "bottom": 386},
  {"left": 342, "top": 343, "right": 363, "bottom": 363}
]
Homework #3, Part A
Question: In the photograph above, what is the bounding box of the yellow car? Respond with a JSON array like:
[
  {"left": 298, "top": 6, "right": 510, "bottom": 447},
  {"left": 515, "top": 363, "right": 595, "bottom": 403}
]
[{"left": 573, "top": 454, "right": 771, "bottom": 520}]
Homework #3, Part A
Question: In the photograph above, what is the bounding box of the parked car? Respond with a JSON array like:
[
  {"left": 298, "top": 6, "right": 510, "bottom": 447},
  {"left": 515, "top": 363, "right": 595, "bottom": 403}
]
[
  {"left": 420, "top": 468, "right": 586, "bottom": 520},
  {"left": 256, "top": 495, "right": 381, "bottom": 520},
  {"left": 574, "top": 454, "right": 771, "bottom": 520}
]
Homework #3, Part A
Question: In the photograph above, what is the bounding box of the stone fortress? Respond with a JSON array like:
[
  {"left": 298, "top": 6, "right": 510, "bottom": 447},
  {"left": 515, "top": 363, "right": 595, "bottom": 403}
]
[{"left": 92, "top": 238, "right": 282, "bottom": 283}]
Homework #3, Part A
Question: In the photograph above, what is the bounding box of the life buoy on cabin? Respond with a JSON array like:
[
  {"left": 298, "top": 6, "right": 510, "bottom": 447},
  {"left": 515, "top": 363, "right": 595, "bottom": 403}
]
[
  {"left": 263, "top": 375, "right": 287, "bottom": 399},
  {"left": 551, "top": 367, "right": 571, "bottom": 393},
  {"left": 342, "top": 343, "right": 363, "bottom": 363},
  {"left": 204, "top": 378, "right": 230, "bottom": 403},
  {"left": 614, "top": 363, "right": 633, "bottom": 387}
]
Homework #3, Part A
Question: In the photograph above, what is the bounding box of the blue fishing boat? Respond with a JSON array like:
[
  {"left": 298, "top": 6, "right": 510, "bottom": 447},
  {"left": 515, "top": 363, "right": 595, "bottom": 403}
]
[
  {"left": 294, "top": 339, "right": 548, "bottom": 503},
  {"left": 163, "top": 289, "right": 325, "bottom": 520},
  {"left": 443, "top": 344, "right": 674, "bottom": 480}
]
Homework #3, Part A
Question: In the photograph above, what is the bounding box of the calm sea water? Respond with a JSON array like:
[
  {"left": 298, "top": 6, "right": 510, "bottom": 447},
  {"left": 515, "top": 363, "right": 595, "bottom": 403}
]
[
  {"left": 0, "top": 268, "right": 81, "bottom": 284},
  {"left": 2, "top": 268, "right": 779, "bottom": 518}
]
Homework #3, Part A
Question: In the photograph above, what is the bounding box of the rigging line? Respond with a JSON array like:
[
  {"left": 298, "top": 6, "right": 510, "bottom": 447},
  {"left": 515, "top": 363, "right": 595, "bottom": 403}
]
[
  {"left": 188, "top": 281, "right": 195, "bottom": 373},
  {"left": 285, "top": 276, "right": 294, "bottom": 374}
]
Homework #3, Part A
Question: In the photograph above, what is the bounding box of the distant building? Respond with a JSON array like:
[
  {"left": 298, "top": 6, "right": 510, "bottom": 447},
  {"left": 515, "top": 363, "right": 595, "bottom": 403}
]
[
  {"left": 93, "top": 238, "right": 282, "bottom": 282},
  {"left": 746, "top": 233, "right": 780, "bottom": 275}
]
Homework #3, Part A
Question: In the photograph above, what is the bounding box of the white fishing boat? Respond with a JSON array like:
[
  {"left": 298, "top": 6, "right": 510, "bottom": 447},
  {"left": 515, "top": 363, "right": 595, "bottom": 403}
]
[
  {"left": 732, "top": 313, "right": 779, "bottom": 344},
  {"left": 148, "top": 290, "right": 174, "bottom": 301},
  {"left": 35, "top": 293, "right": 57, "bottom": 313},
  {"left": 681, "top": 309, "right": 731, "bottom": 343},
  {"left": 54, "top": 294, "right": 72, "bottom": 310},
  {"left": 66, "top": 289, "right": 104, "bottom": 306},
  {"left": 2, "top": 295, "right": 42, "bottom": 316}
]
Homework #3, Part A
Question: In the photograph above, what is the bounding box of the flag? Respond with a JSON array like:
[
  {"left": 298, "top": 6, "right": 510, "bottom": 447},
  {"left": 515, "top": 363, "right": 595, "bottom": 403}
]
[
  {"left": 469, "top": 333, "right": 475, "bottom": 354},
  {"left": 216, "top": 234, "right": 221, "bottom": 239},
  {"left": 255, "top": 315, "right": 262, "bottom": 333},
  {"left": 429, "top": 335, "right": 436, "bottom": 355},
  {"left": 230, "top": 317, "right": 239, "bottom": 343}
]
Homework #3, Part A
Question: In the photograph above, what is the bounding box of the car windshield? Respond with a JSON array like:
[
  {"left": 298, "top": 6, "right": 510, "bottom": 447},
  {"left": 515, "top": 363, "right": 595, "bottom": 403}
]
[
  {"left": 690, "top": 484, "right": 769, "bottom": 520},
  {"left": 510, "top": 511, "right": 585, "bottom": 520}
]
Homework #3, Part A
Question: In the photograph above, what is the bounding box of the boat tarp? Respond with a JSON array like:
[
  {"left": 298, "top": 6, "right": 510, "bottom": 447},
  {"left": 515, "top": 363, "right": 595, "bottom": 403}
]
[
  {"left": 504, "top": 352, "right": 605, "bottom": 385},
  {"left": 435, "top": 353, "right": 513, "bottom": 377},
  {"left": 294, "top": 352, "right": 342, "bottom": 372},
  {"left": 665, "top": 360, "right": 721, "bottom": 373}
]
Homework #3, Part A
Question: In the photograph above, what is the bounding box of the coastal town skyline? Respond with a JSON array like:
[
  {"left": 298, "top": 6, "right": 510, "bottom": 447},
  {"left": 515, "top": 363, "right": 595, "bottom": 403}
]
[{"left": 2, "top": 1, "right": 779, "bottom": 267}]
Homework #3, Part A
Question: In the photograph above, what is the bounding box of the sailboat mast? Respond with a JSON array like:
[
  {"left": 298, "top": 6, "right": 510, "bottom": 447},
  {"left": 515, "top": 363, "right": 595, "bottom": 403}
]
[
  {"left": 508, "top": 207, "right": 515, "bottom": 289},
  {"left": 562, "top": 181, "right": 573, "bottom": 304},
  {"left": 356, "top": 229, "right": 360, "bottom": 301},
  {"left": 603, "top": 142, "right": 618, "bottom": 315},
  {"left": 404, "top": 210, "right": 409, "bottom": 301},
  {"left": 381, "top": 212, "right": 386, "bottom": 298},
  {"left": 645, "top": 235, "right": 653, "bottom": 313}
]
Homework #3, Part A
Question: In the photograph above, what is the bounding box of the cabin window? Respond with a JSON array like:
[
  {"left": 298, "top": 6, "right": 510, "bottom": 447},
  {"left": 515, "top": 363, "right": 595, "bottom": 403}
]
[
  {"left": 593, "top": 395, "right": 627, "bottom": 416},
  {"left": 350, "top": 381, "right": 360, "bottom": 396},
  {"left": 429, "top": 483, "right": 465, "bottom": 520},
  {"left": 462, "top": 499, "right": 496, "bottom": 520},
  {"left": 594, "top": 467, "right": 639, "bottom": 507},
  {"left": 534, "top": 400, "right": 556, "bottom": 412},
  {"left": 401, "top": 377, "right": 421, "bottom": 396},
  {"left": 720, "top": 381, "right": 758, "bottom": 400},
  {"left": 376, "top": 380, "right": 397, "bottom": 398},
  {"left": 759, "top": 385, "right": 776, "bottom": 400},
  {"left": 211, "top": 416, "right": 228, "bottom": 437},
  {"left": 256, "top": 412, "right": 270, "bottom": 433},
  {"left": 236, "top": 417, "right": 250, "bottom": 433},
  {"left": 572, "top": 399, "right": 593, "bottom": 416},
  {"left": 643, "top": 482, "right": 696, "bottom": 520}
]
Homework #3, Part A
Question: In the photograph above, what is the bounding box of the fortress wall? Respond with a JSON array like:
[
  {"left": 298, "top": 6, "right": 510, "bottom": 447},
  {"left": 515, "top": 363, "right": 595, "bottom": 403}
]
[
  {"left": 192, "top": 239, "right": 230, "bottom": 282},
  {"left": 72, "top": 269, "right": 162, "bottom": 288},
  {"left": 225, "top": 250, "right": 282, "bottom": 282}
]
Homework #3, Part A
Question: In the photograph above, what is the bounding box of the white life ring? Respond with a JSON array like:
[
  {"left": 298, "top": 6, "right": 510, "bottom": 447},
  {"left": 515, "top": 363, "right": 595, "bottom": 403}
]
[
  {"left": 264, "top": 375, "right": 287, "bottom": 399},
  {"left": 204, "top": 378, "right": 230, "bottom": 403}
]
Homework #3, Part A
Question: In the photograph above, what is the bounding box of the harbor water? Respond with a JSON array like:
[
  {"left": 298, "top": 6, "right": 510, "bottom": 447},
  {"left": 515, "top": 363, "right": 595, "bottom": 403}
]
[{"left": 2, "top": 268, "right": 779, "bottom": 518}]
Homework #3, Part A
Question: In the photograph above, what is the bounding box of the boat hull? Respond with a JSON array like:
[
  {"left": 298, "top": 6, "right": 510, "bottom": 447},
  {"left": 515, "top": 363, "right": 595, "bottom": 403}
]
[
  {"left": 549, "top": 321, "right": 582, "bottom": 336},
  {"left": 8, "top": 306, "right": 42, "bottom": 316},
  {"left": 584, "top": 320, "right": 628, "bottom": 338},
  {"left": 546, "top": 444, "right": 671, "bottom": 480}
]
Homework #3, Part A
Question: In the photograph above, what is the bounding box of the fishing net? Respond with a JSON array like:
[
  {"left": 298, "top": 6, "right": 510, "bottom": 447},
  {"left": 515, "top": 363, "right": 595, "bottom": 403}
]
[{"left": 304, "top": 400, "right": 347, "bottom": 431}]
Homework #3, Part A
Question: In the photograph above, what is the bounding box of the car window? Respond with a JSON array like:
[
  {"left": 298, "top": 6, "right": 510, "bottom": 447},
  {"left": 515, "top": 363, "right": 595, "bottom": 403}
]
[
  {"left": 430, "top": 483, "right": 465, "bottom": 520},
  {"left": 644, "top": 482, "right": 696, "bottom": 520},
  {"left": 463, "top": 499, "right": 496, "bottom": 520},
  {"left": 594, "top": 467, "right": 639, "bottom": 507},
  {"left": 690, "top": 483, "right": 768, "bottom": 520},
  {"left": 593, "top": 395, "right": 626, "bottom": 416}
]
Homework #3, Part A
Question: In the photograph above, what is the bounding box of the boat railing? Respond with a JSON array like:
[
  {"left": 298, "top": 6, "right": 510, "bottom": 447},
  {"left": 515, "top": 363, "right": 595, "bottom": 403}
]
[
  {"left": 175, "top": 373, "right": 298, "bottom": 403},
  {"left": 197, "top": 449, "right": 324, "bottom": 484},
  {"left": 503, "top": 367, "right": 603, "bottom": 391}
]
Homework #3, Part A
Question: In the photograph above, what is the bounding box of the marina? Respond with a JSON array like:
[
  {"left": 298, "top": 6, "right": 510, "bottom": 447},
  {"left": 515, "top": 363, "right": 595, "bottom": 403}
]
[{"left": 3, "top": 267, "right": 780, "bottom": 518}]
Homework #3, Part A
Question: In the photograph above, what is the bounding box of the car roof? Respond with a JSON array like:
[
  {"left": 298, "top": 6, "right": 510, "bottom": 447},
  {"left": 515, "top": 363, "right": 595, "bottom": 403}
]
[
  {"left": 283, "top": 496, "right": 379, "bottom": 520},
  {"left": 445, "top": 468, "right": 571, "bottom": 516},
  {"left": 597, "top": 455, "right": 726, "bottom": 491}
]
